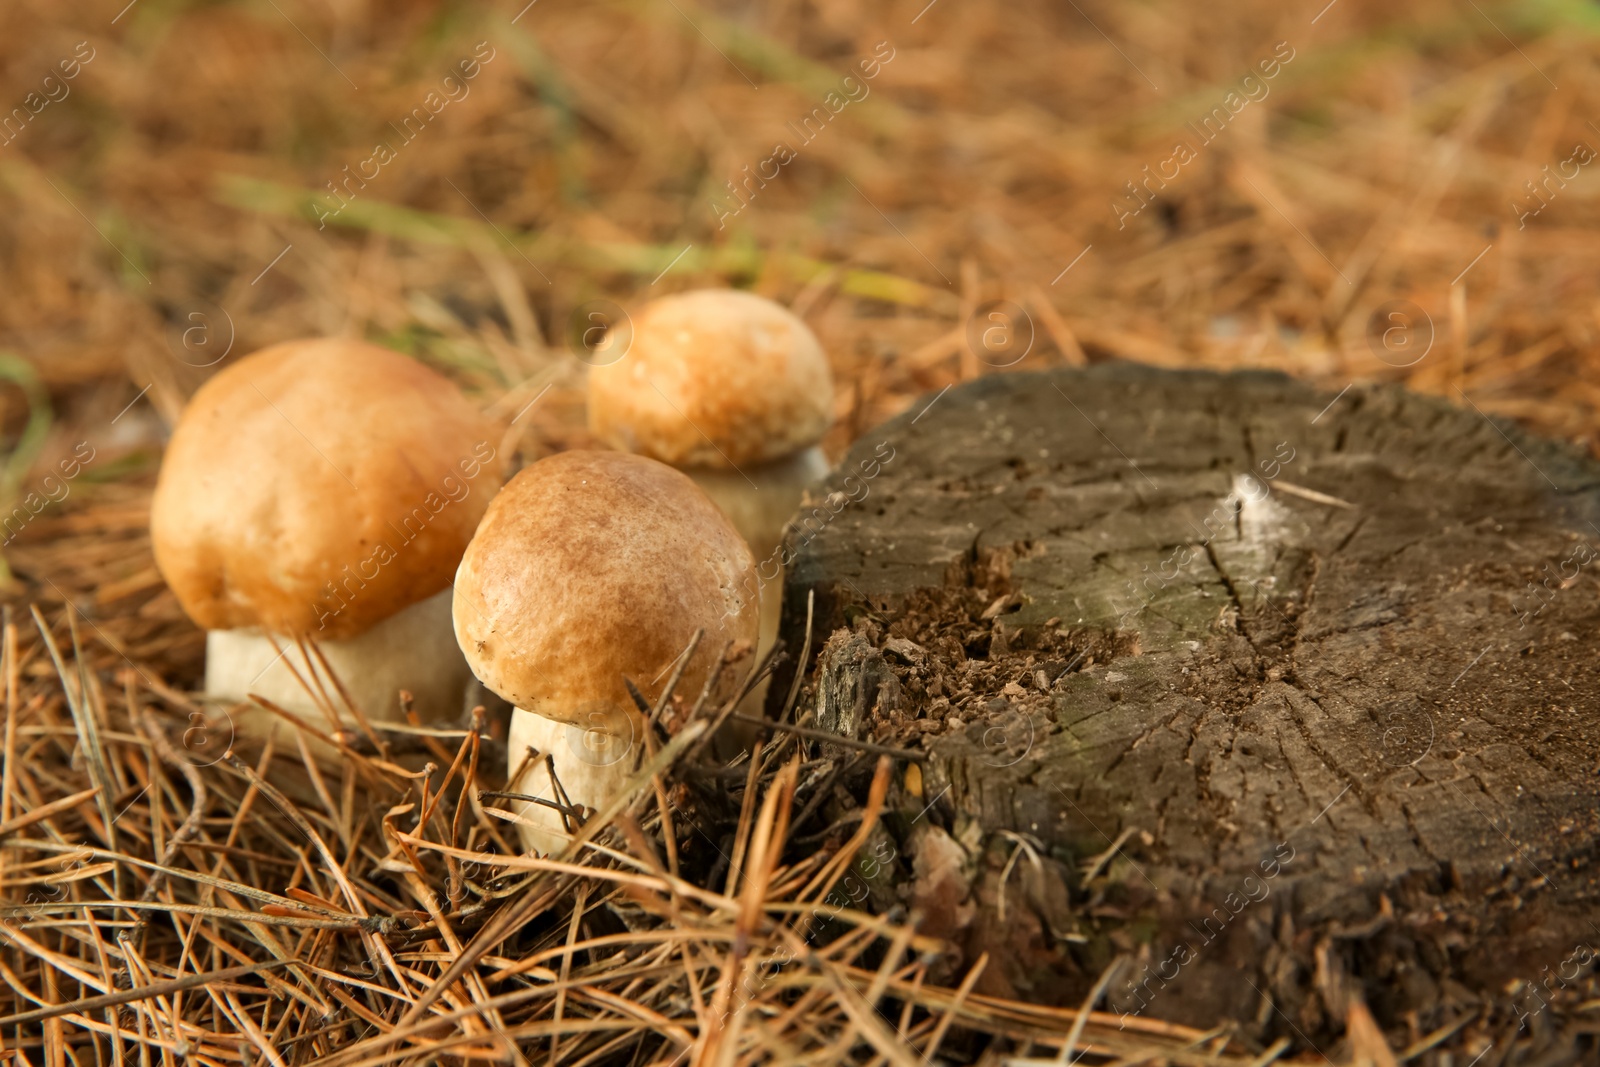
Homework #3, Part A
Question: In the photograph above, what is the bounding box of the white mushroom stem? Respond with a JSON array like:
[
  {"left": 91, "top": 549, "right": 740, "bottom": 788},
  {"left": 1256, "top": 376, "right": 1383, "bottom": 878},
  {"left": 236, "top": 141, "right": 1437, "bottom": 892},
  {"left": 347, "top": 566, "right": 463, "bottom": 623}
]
[
  {"left": 204, "top": 588, "right": 473, "bottom": 751},
  {"left": 506, "top": 707, "right": 638, "bottom": 856},
  {"left": 686, "top": 445, "right": 830, "bottom": 692}
]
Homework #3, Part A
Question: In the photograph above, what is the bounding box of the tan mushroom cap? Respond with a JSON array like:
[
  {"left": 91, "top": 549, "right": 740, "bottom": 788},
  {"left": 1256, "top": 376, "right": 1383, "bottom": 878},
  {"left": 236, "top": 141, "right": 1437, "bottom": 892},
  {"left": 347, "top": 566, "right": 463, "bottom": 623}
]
[
  {"left": 452, "top": 450, "right": 759, "bottom": 732},
  {"left": 587, "top": 289, "right": 833, "bottom": 470},
  {"left": 151, "top": 338, "right": 504, "bottom": 641}
]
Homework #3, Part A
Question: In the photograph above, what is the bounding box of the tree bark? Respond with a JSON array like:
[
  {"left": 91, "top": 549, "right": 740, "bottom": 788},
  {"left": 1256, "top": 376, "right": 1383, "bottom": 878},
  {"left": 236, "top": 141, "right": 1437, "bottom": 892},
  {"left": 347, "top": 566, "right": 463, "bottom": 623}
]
[{"left": 776, "top": 363, "right": 1600, "bottom": 1046}]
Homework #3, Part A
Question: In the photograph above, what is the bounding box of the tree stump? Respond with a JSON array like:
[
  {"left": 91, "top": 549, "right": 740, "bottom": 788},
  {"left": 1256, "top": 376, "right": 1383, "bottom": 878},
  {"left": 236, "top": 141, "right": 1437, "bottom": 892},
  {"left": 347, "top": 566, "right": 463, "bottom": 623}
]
[{"left": 776, "top": 363, "right": 1600, "bottom": 1046}]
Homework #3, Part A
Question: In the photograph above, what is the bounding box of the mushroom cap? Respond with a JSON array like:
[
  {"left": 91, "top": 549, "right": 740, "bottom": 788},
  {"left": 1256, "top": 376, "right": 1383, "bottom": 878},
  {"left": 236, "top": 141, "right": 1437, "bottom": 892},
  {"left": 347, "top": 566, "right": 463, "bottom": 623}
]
[
  {"left": 151, "top": 338, "right": 504, "bottom": 641},
  {"left": 452, "top": 450, "right": 759, "bottom": 732},
  {"left": 587, "top": 289, "right": 833, "bottom": 469}
]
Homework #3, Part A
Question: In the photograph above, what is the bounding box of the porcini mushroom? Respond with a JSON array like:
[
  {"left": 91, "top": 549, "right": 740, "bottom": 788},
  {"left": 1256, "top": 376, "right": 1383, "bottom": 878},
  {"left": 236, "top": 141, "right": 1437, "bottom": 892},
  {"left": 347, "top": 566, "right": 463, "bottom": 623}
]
[
  {"left": 151, "top": 338, "right": 504, "bottom": 747},
  {"left": 452, "top": 450, "right": 759, "bottom": 855},
  {"left": 586, "top": 289, "right": 833, "bottom": 687}
]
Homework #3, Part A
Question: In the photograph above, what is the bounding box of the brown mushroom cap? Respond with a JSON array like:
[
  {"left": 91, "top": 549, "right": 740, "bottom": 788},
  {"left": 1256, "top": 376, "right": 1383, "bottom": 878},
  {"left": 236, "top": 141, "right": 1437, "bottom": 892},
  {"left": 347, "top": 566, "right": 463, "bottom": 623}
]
[
  {"left": 587, "top": 289, "right": 833, "bottom": 469},
  {"left": 151, "top": 338, "right": 504, "bottom": 641},
  {"left": 452, "top": 450, "right": 759, "bottom": 731}
]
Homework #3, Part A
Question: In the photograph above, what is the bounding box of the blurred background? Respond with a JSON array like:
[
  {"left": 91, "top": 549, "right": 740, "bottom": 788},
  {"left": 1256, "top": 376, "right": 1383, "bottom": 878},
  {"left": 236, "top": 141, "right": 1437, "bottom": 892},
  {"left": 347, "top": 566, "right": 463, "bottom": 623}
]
[{"left": 3, "top": 0, "right": 1600, "bottom": 674}]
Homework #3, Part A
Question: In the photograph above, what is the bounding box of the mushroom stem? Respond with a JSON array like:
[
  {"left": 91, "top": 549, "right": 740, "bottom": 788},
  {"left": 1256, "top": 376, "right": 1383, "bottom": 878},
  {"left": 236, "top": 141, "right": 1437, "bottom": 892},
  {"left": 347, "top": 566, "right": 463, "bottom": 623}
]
[
  {"left": 505, "top": 707, "right": 639, "bottom": 856},
  {"left": 205, "top": 588, "right": 472, "bottom": 749},
  {"left": 685, "top": 444, "right": 830, "bottom": 704}
]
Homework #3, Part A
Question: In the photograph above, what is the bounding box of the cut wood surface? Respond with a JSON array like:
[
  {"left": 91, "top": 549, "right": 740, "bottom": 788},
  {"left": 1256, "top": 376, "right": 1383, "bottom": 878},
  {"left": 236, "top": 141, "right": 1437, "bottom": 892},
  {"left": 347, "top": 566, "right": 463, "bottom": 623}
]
[{"left": 777, "top": 362, "right": 1600, "bottom": 1033}]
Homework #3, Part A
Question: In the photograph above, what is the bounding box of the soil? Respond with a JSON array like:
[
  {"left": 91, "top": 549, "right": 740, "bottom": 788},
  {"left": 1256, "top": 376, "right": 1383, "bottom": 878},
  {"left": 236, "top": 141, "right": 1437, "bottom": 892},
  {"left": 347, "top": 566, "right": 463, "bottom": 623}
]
[{"left": 773, "top": 362, "right": 1600, "bottom": 1056}]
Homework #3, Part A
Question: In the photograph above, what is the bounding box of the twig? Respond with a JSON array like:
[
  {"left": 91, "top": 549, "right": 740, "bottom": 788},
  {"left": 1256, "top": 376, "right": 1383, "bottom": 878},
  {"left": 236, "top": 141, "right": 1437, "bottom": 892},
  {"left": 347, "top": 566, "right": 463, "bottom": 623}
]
[
  {"left": 121, "top": 706, "right": 209, "bottom": 946},
  {"left": 726, "top": 715, "right": 924, "bottom": 763},
  {"left": 0, "top": 959, "right": 296, "bottom": 1027},
  {"left": 394, "top": 720, "right": 708, "bottom": 1028},
  {"left": 1058, "top": 955, "right": 1128, "bottom": 1063}
]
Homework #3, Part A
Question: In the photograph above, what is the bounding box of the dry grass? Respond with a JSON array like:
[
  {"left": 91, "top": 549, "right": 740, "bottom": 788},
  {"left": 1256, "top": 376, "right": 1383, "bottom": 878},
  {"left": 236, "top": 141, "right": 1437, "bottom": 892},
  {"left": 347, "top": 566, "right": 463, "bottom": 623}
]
[
  {"left": 2, "top": 0, "right": 1599, "bottom": 1060},
  {"left": 0, "top": 604, "right": 1282, "bottom": 1065}
]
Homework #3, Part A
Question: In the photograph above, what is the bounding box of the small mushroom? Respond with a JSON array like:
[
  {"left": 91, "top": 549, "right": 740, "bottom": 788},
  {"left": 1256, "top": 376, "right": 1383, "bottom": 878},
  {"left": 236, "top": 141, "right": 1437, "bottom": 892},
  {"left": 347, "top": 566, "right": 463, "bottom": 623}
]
[
  {"left": 452, "top": 450, "right": 759, "bottom": 855},
  {"left": 587, "top": 289, "right": 833, "bottom": 691},
  {"left": 151, "top": 339, "right": 504, "bottom": 747}
]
